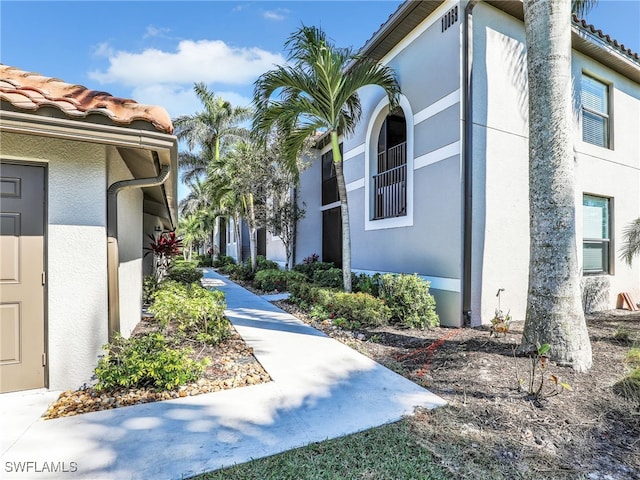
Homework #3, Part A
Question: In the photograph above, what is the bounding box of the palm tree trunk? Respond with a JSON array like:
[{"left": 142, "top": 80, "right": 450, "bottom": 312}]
[
  {"left": 331, "top": 131, "right": 352, "bottom": 292},
  {"left": 233, "top": 209, "right": 242, "bottom": 263},
  {"left": 521, "top": 0, "right": 592, "bottom": 371},
  {"left": 247, "top": 193, "right": 258, "bottom": 272}
]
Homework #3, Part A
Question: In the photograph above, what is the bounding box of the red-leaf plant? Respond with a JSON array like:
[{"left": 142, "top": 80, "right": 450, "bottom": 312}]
[{"left": 144, "top": 231, "right": 183, "bottom": 282}]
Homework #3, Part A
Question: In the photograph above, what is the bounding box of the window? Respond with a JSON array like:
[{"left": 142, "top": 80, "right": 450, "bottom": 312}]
[
  {"left": 321, "top": 144, "right": 341, "bottom": 206},
  {"left": 373, "top": 108, "right": 407, "bottom": 219},
  {"left": 581, "top": 74, "right": 610, "bottom": 148},
  {"left": 583, "top": 195, "right": 611, "bottom": 274}
]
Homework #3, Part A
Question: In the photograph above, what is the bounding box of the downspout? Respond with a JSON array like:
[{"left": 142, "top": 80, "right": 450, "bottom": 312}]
[
  {"left": 107, "top": 159, "right": 171, "bottom": 341},
  {"left": 462, "top": 0, "right": 479, "bottom": 327}
]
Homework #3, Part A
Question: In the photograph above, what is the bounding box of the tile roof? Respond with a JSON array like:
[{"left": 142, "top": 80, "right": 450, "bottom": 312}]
[
  {"left": 0, "top": 64, "right": 173, "bottom": 134},
  {"left": 572, "top": 14, "right": 640, "bottom": 62}
]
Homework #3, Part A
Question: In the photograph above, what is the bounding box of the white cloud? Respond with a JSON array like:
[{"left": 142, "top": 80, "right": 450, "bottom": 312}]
[
  {"left": 89, "top": 39, "right": 284, "bottom": 87},
  {"left": 144, "top": 25, "right": 171, "bottom": 39},
  {"left": 263, "top": 9, "right": 290, "bottom": 21},
  {"left": 92, "top": 42, "right": 114, "bottom": 58},
  {"left": 130, "top": 84, "right": 252, "bottom": 119}
]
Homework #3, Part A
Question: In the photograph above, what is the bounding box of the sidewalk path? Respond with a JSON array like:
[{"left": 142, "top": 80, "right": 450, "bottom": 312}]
[{"left": 0, "top": 269, "right": 445, "bottom": 479}]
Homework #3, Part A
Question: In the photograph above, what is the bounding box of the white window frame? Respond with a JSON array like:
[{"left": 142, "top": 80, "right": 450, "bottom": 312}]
[
  {"left": 581, "top": 73, "right": 611, "bottom": 149},
  {"left": 582, "top": 194, "right": 613, "bottom": 275},
  {"left": 364, "top": 95, "right": 414, "bottom": 231}
]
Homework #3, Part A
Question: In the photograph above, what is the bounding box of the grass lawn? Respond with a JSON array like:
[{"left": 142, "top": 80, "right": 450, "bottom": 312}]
[{"left": 193, "top": 420, "right": 449, "bottom": 480}]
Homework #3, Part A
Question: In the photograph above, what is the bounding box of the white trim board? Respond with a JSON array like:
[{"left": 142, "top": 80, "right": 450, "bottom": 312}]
[
  {"left": 346, "top": 178, "right": 364, "bottom": 192},
  {"left": 414, "top": 89, "right": 461, "bottom": 125},
  {"left": 343, "top": 144, "right": 365, "bottom": 161},
  {"left": 414, "top": 141, "right": 461, "bottom": 170}
]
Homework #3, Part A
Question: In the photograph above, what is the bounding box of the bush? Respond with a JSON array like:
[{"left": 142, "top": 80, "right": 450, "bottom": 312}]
[
  {"left": 256, "top": 255, "right": 280, "bottom": 272},
  {"left": 150, "top": 281, "right": 229, "bottom": 344},
  {"left": 143, "top": 274, "right": 159, "bottom": 305},
  {"left": 166, "top": 260, "right": 204, "bottom": 285},
  {"left": 293, "top": 261, "right": 335, "bottom": 280},
  {"left": 353, "top": 272, "right": 382, "bottom": 297},
  {"left": 379, "top": 274, "right": 439, "bottom": 328},
  {"left": 312, "top": 267, "right": 344, "bottom": 288},
  {"left": 229, "top": 261, "right": 254, "bottom": 281},
  {"left": 95, "top": 333, "right": 207, "bottom": 391},
  {"left": 328, "top": 291, "right": 391, "bottom": 327},
  {"left": 213, "top": 255, "right": 236, "bottom": 268},
  {"left": 253, "top": 269, "right": 306, "bottom": 292}
]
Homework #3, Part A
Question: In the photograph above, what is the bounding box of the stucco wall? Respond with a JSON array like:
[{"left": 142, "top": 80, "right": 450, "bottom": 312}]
[
  {"left": 470, "top": 3, "right": 640, "bottom": 325},
  {"left": 1, "top": 131, "right": 108, "bottom": 390},
  {"left": 294, "top": 0, "right": 464, "bottom": 326},
  {"left": 107, "top": 147, "right": 143, "bottom": 338}
]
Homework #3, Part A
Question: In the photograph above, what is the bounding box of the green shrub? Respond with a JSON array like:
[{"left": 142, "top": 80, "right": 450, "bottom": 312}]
[
  {"left": 229, "top": 261, "right": 254, "bottom": 281},
  {"left": 213, "top": 255, "right": 236, "bottom": 268},
  {"left": 166, "top": 260, "right": 204, "bottom": 285},
  {"left": 254, "top": 269, "right": 306, "bottom": 292},
  {"left": 379, "top": 274, "right": 439, "bottom": 328},
  {"left": 218, "top": 263, "right": 238, "bottom": 275},
  {"left": 328, "top": 291, "right": 391, "bottom": 327},
  {"left": 95, "top": 333, "right": 207, "bottom": 391},
  {"left": 353, "top": 272, "right": 382, "bottom": 297},
  {"left": 142, "top": 274, "right": 159, "bottom": 305},
  {"left": 150, "top": 281, "right": 229, "bottom": 344},
  {"left": 312, "top": 267, "right": 344, "bottom": 288},
  {"left": 293, "top": 261, "right": 335, "bottom": 280},
  {"left": 256, "top": 255, "right": 280, "bottom": 272}
]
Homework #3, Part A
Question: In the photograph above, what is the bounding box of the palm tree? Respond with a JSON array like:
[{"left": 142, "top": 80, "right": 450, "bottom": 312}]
[
  {"left": 620, "top": 218, "right": 640, "bottom": 266},
  {"left": 178, "top": 213, "right": 207, "bottom": 261},
  {"left": 174, "top": 82, "right": 251, "bottom": 164},
  {"left": 174, "top": 84, "right": 252, "bottom": 260},
  {"left": 253, "top": 25, "right": 400, "bottom": 292},
  {"left": 521, "top": 0, "right": 596, "bottom": 371}
]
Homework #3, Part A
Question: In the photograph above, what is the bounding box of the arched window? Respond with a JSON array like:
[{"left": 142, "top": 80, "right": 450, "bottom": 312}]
[{"left": 373, "top": 107, "right": 407, "bottom": 219}]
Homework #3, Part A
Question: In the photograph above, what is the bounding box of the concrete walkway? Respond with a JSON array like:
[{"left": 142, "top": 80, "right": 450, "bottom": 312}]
[{"left": 0, "top": 269, "right": 445, "bottom": 479}]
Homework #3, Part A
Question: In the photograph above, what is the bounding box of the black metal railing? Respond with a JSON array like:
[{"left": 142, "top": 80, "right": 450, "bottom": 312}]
[
  {"left": 373, "top": 164, "right": 407, "bottom": 219},
  {"left": 377, "top": 142, "right": 406, "bottom": 173}
]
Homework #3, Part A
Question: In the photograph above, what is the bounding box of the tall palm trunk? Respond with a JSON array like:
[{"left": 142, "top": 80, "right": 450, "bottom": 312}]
[
  {"left": 246, "top": 193, "right": 258, "bottom": 272},
  {"left": 233, "top": 209, "right": 242, "bottom": 263},
  {"left": 521, "top": 0, "right": 592, "bottom": 371},
  {"left": 331, "top": 131, "right": 352, "bottom": 292}
]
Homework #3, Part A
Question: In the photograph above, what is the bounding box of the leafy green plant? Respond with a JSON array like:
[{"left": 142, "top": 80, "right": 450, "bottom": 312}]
[
  {"left": 310, "top": 304, "right": 330, "bottom": 321},
  {"left": 613, "top": 326, "right": 634, "bottom": 345},
  {"left": 332, "top": 317, "right": 361, "bottom": 331},
  {"left": 293, "top": 260, "right": 335, "bottom": 280},
  {"left": 166, "top": 259, "right": 204, "bottom": 285},
  {"left": 379, "top": 274, "right": 439, "bottom": 328},
  {"left": 95, "top": 333, "right": 207, "bottom": 391},
  {"left": 253, "top": 269, "right": 305, "bottom": 292},
  {"left": 213, "top": 255, "right": 236, "bottom": 268},
  {"left": 353, "top": 272, "right": 382, "bottom": 296},
  {"left": 312, "top": 267, "right": 344, "bottom": 288},
  {"left": 142, "top": 274, "right": 159, "bottom": 305},
  {"left": 328, "top": 291, "right": 391, "bottom": 327},
  {"left": 256, "top": 255, "right": 280, "bottom": 272},
  {"left": 149, "top": 281, "right": 229, "bottom": 344},
  {"left": 519, "top": 343, "right": 572, "bottom": 403}
]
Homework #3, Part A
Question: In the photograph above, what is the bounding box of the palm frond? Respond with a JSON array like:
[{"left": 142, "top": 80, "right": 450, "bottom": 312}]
[{"left": 620, "top": 218, "right": 640, "bottom": 266}]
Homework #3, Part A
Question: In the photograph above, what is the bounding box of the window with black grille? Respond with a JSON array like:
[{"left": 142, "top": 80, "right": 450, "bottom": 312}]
[{"left": 373, "top": 108, "right": 407, "bottom": 219}]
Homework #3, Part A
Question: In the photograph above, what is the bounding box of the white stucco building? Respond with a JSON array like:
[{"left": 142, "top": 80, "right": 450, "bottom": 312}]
[{"left": 0, "top": 65, "right": 178, "bottom": 392}]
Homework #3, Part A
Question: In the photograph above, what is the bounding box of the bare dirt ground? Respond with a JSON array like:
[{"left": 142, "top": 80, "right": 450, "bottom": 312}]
[{"left": 275, "top": 300, "right": 640, "bottom": 480}]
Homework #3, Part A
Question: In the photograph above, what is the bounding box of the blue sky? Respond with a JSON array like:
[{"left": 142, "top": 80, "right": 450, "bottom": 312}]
[{"left": 1, "top": 0, "right": 638, "bottom": 121}]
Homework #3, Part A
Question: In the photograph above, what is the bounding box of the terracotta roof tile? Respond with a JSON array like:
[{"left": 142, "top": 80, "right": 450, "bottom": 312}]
[
  {"left": 0, "top": 64, "right": 174, "bottom": 134},
  {"left": 572, "top": 15, "right": 640, "bottom": 62}
]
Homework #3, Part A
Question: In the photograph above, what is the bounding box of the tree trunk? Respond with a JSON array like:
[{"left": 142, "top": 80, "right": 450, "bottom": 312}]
[
  {"left": 233, "top": 209, "right": 242, "bottom": 263},
  {"left": 247, "top": 193, "right": 258, "bottom": 272},
  {"left": 521, "top": 0, "right": 592, "bottom": 371},
  {"left": 331, "top": 131, "right": 352, "bottom": 292}
]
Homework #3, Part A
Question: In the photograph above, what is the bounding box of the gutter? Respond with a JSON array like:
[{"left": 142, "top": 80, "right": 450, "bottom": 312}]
[
  {"left": 462, "top": 0, "right": 479, "bottom": 327},
  {"left": 106, "top": 159, "right": 171, "bottom": 340}
]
